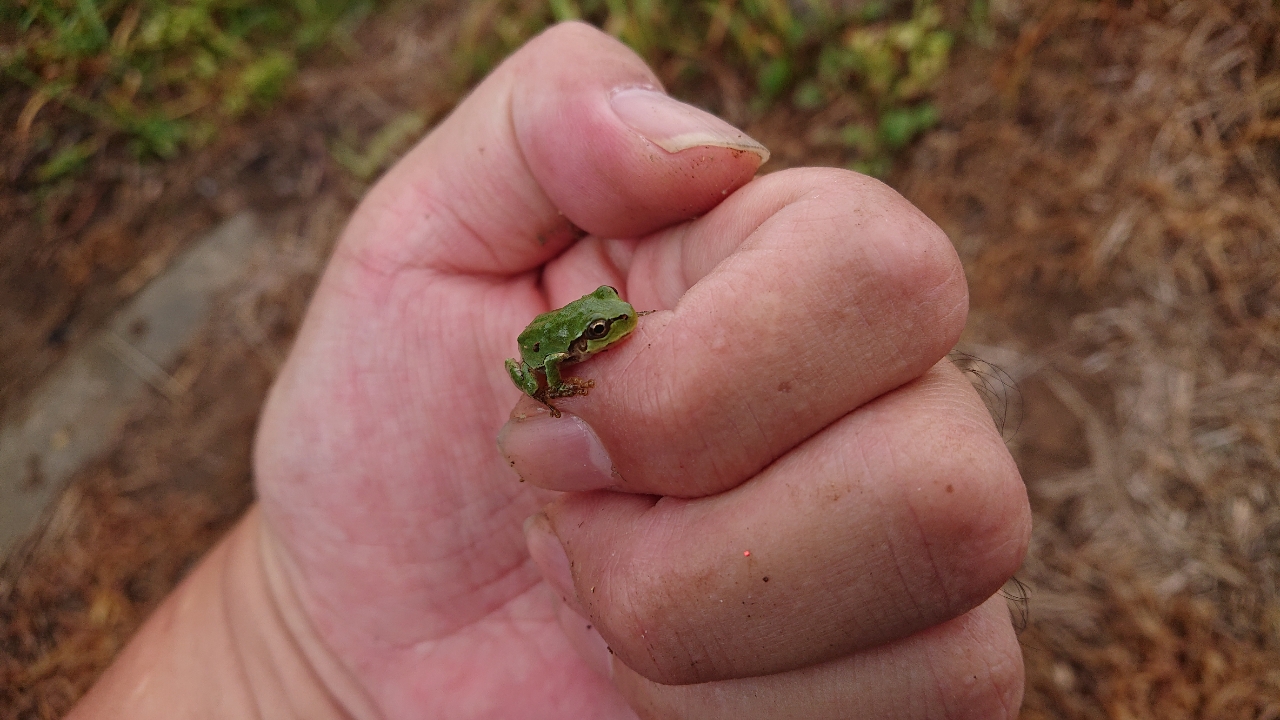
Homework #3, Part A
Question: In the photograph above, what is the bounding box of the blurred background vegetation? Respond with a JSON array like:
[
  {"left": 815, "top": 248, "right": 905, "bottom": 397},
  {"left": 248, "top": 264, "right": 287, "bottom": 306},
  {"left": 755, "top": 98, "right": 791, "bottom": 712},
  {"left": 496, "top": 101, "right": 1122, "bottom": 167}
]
[
  {"left": 3, "top": 0, "right": 970, "bottom": 184},
  {"left": 3, "top": 0, "right": 374, "bottom": 176}
]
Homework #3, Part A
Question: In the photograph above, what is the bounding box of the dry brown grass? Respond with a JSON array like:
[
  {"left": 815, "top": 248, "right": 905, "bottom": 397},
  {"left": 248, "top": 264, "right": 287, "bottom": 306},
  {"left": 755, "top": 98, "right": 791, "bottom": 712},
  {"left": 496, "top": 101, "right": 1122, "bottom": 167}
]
[{"left": 898, "top": 0, "right": 1280, "bottom": 716}]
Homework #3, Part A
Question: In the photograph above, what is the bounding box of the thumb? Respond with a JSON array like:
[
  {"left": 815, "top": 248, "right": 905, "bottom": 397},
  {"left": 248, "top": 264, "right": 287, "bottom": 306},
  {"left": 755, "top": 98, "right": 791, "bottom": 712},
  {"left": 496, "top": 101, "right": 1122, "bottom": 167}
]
[{"left": 340, "top": 21, "right": 769, "bottom": 276}]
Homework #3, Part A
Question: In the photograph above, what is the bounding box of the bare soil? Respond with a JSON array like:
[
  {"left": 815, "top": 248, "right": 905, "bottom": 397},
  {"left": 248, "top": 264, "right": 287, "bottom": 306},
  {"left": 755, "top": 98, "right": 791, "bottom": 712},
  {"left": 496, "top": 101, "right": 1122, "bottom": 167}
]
[{"left": 3, "top": 1, "right": 1279, "bottom": 718}]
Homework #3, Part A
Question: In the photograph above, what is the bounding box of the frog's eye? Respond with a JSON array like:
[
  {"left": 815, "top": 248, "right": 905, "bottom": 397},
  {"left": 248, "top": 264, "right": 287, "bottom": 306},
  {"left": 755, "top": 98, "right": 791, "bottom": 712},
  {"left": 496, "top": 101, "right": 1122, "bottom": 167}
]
[{"left": 585, "top": 318, "right": 611, "bottom": 339}]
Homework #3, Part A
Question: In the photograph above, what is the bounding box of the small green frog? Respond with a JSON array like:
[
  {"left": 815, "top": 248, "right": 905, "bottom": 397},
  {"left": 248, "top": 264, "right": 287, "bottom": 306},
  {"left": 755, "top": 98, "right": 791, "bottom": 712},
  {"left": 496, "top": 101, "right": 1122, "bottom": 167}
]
[{"left": 505, "top": 285, "right": 638, "bottom": 417}]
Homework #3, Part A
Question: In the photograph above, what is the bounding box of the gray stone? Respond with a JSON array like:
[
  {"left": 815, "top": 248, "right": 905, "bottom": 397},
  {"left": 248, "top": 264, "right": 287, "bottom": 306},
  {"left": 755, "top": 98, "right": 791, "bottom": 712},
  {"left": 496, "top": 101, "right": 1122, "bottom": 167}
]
[{"left": 0, "top": 213, "right": 262, "bottom": 560}]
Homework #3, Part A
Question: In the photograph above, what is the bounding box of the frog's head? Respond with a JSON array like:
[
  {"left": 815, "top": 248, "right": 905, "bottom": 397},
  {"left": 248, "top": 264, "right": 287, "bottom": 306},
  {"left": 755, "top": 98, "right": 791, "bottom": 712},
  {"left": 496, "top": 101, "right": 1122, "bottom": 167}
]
[{"left": 576, "top": 285, "right": 637, "bottom": 356}]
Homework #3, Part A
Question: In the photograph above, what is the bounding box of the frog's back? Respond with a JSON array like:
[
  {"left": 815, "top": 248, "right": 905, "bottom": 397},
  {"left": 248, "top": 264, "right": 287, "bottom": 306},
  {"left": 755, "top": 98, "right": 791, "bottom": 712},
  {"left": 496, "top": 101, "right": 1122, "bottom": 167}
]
[
  {"left": 516, "top": 286, "right": 629, "bottom": 366},
  {"left": 517, "top": 298, "right": 592, "bottom": 364}
]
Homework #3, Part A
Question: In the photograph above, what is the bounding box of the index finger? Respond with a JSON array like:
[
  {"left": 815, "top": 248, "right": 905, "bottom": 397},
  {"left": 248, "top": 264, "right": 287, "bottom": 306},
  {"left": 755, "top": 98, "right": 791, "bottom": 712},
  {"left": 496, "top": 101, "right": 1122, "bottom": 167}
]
[{"left": 503, "top": 167, "right": 968, "bottom": 498}]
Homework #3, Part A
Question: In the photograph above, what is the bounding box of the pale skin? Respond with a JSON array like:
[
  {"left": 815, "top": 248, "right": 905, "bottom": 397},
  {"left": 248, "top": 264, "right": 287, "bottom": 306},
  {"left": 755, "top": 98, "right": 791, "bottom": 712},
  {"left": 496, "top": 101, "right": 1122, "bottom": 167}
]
[{"left": 69, "top": 22, "right": 1031, "bottom": 720}]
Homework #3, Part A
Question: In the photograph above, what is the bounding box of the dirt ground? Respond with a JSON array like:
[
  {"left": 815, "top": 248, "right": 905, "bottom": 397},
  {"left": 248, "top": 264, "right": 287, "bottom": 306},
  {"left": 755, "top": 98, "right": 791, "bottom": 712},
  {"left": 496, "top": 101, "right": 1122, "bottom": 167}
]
[{"left": 3, "top": 1, "right": 1280, "bottom": 718}]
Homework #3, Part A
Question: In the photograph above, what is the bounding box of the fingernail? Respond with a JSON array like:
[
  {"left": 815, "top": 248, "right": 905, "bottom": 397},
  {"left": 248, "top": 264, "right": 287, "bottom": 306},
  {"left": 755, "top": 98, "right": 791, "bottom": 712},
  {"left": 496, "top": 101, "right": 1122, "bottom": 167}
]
[
  {"left": 524, "top": 513, "right": 587, "bottom": 617},
  {"left": 611, "top": 87, "right": 770, "bottom": 162},
  {"left": 555, "top": 593, "right": 614, "bottom": 680},
  {"left": 498, "top": 411, "right": 619, "bottom": 491}
]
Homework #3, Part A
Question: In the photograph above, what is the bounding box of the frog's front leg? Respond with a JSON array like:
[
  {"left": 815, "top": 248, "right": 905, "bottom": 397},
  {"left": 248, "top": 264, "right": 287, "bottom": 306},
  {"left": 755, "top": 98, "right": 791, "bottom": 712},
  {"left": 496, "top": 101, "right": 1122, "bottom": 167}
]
[
  {"left": 543, "top": 353, "right": 595, "bottom": 400},
  {"left": 505, "top": 358, "right": 542, "bottom": 398}
]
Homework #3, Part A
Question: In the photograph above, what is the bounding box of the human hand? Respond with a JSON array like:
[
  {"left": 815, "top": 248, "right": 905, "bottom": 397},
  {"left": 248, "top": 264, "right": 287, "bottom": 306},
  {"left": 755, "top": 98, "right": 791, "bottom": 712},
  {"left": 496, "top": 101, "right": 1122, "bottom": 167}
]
[{"left": 253, "top": 21, "right": 1030, "bottom": 720}]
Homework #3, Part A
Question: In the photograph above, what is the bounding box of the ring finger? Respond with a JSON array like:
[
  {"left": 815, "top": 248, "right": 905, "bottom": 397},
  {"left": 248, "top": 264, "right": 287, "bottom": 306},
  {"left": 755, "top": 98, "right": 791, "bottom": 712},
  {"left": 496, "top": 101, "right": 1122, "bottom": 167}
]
[{"left": 534, "top": 362, "right": 1030, "bottom": 684}]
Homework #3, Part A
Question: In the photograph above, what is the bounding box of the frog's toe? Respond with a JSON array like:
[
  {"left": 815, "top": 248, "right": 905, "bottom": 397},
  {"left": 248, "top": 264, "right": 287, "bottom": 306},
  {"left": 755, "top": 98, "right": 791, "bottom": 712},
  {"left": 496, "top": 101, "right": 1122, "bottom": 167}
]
[
  {"left": 506, "top": 361, "right": 542, "bottom": 397},
  {"left": 528, "top": 391, "right": 561, "bottom": 417},
  {"left": 547, "top": 377, "right": 595, "bottom": 399}
]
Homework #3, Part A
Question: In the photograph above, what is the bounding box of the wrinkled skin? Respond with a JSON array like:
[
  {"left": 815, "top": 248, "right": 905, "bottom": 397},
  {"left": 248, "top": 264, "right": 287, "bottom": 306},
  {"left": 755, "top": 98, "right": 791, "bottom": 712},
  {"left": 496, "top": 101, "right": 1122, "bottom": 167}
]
[{"left": 241, "top": 22, "right": 1031, "bottom": 720}]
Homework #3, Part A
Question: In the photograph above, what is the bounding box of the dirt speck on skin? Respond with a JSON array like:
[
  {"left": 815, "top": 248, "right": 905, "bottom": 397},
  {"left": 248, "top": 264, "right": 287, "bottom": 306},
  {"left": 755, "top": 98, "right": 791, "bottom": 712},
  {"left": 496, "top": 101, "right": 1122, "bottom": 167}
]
[{"left": 4, "top": 1, "right": 1280, "bottom": 718}]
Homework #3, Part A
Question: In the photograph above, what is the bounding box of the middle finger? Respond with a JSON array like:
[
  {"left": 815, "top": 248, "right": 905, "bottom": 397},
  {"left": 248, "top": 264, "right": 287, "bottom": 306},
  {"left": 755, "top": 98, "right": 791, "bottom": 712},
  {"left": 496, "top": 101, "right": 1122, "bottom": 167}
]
[{"left": 539, "top": 362, "right": 1030, "bottom": 684}]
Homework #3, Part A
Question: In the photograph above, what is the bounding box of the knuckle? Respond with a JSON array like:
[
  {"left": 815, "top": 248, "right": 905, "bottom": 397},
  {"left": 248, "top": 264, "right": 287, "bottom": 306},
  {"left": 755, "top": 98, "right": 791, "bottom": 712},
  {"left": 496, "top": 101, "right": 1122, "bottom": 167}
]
[
  {"left": 904, "top": 413, "right": 1031, "bottom": 612},
  {"left": 596, "top": 560, "right": 707, "bottom": 685},
  {"left": 516, "top": 21, "right": 629, "bottom": 73},
  {"left": 935, "top": 607, "right": 1026, "bottom": 720},
  {"left": 530, "top": 19, "right": 604, "bottom": 46},
  {"left": 792, "top": 167, "right": 969, "bottom": 351},
  {"left": 858, "top": 189, "right": 968, "bottom": 342}
]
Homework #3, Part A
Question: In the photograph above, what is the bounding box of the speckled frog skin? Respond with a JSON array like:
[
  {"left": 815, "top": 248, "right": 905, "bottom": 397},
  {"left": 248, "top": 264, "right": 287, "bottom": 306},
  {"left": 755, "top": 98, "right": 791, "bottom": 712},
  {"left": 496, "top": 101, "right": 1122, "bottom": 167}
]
[{"left": 504, "top": 285, "right": 637, "bottom": 417}]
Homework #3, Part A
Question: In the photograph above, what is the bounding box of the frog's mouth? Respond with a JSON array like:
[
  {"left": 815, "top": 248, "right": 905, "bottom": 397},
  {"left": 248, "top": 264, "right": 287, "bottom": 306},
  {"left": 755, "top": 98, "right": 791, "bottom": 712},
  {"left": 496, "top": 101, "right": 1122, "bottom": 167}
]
[{"left": 566, "top": 336, "right": 591, "bottom": 362}]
